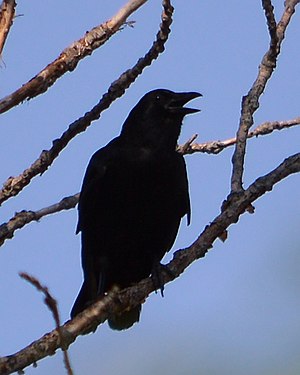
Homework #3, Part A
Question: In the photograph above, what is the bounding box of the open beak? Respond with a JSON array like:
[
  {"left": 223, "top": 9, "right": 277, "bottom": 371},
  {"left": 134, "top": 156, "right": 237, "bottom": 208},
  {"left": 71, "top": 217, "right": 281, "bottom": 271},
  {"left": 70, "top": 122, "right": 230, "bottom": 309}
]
[{"left": 167, "top": 92, "right": 202, "bottom": 115}]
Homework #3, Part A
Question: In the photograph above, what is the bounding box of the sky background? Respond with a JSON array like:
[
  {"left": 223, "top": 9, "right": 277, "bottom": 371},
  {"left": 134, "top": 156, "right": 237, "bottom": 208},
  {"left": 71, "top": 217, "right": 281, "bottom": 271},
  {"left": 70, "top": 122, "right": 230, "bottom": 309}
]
[{"left": 0, "top": 1, "right": 300, "bottom": 374}]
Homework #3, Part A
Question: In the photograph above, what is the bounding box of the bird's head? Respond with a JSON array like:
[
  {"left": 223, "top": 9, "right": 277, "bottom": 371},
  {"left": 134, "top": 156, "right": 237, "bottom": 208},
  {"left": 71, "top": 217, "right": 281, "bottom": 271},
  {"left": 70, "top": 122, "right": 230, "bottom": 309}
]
[{"left": 121, "top": 89, "right": 201, "bottom": 150}]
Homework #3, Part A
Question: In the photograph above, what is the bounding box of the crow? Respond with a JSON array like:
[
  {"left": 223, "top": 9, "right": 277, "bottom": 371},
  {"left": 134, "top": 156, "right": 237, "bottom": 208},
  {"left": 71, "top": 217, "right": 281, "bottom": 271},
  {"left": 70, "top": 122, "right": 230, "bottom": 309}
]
[{"left": 71, "top": 89, "right": 201, "bottom": 330}]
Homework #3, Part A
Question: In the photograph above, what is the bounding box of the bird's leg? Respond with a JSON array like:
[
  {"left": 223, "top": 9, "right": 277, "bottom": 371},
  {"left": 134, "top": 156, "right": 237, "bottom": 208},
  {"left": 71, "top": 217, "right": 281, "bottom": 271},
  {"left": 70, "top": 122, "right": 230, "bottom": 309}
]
[{"left": 151, "top": 262, "right": 176, "bottom": 297}]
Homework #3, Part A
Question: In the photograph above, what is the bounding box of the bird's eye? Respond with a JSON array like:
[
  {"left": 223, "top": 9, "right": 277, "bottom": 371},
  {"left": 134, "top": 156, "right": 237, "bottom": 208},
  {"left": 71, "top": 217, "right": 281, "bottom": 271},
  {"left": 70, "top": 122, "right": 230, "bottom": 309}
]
[{"left": 155, "top": 94, "right": 161, "bottom": 101}]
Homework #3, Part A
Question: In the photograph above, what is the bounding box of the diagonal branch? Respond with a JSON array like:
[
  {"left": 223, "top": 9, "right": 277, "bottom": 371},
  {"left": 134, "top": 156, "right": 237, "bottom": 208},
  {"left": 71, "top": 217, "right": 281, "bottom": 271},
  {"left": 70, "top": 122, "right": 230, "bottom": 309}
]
[
  {"left": 0, "top": 152, "right": 299, "bottom": 375},
  {"left": 0, "top": 0, "right": 149, "bottom": 114},
  {"left": 0, "top": 193, "right": 79, "bottom": 246},
  {"left": 0, "top": 0, "right": 173, "bottom": 206},
  {"left": 0, "top": 115, "right": 298, "bottom": 247},
  {"left": 0, "top": 0, "right": 16, "bottom": 56},
  {"left": 230, "top": 0, "right": 299, "bottom": 193}
]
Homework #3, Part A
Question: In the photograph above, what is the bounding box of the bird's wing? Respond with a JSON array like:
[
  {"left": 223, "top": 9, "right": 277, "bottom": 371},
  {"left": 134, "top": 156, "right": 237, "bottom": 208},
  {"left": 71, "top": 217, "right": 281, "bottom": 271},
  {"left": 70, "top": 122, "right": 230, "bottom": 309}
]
[
  {"left": 182, "top": 157, "right": 191, "bottom": 225},
  {"left": 175, "top": 153, "right": 191, "bottom": 225},
  {"left": 76, "top": 138, "right": 119, "bottom": 234}
]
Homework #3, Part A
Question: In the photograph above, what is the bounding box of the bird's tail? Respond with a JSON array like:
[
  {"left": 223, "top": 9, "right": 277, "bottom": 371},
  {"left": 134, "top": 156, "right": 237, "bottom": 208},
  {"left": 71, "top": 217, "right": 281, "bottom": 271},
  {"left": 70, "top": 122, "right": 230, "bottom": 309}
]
[
  {"left": 70, "top": 281, "right": 96, "bottom": 319},
  {"left": 71, "top": 283, "right": 141, "bottom": 331},
  {"left": 108, "top": 304, "right": 142, "bottom": 330}
]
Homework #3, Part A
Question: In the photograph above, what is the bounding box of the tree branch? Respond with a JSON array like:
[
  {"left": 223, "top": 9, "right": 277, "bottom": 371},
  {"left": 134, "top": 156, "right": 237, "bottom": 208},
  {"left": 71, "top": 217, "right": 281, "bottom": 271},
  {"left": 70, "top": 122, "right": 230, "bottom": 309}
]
[
  {"left": 0, "top": 152, "right": 299, "bottom": 375},
  {"left": 0, "top": 0, "right": 16, "bottom": 56},
  {"left": 0, "top": 0, "right": 150, "bottom": 114},
  {"left": 0, "top": 0, "right": 173, "bottom": 206},
  {"left": 179, "top": 117, "right": 300, "bottom": 155},
  {"left": 262, "top": 0, "right": 278, "bottom": 57},
  {"left": 230, "top": 0, "right": 299, "bottom": 193},
  {"left": 0, "top": 193, "right": 79, "bottom": 246}
]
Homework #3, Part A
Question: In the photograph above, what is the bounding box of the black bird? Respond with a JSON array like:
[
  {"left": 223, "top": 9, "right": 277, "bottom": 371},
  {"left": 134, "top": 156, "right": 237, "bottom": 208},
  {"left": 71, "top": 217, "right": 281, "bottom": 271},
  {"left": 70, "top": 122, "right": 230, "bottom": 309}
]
[{"left": 71, "top": 89, "right": 201, "bottom": 330}]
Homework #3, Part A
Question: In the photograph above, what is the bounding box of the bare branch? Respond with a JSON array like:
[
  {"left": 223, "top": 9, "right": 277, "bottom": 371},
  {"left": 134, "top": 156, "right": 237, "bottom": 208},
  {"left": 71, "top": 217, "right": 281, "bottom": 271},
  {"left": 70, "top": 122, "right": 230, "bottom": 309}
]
[
  {"left": 278, "top": 1, "right": 300, "bottom": 46},
  {"left": 262, "top": 0, "right": 278, "bottom": 56},
  {"left": 0, "top": 152, "right": 299, "bottom": 375},
  {"left": 19, "top": 273, "right": 74, "bottom": 375},
  {"left": 0, "top": 193, "right": 79, "bottom": 246},
  {"left": 0, "top": 0, "right": 150, "bottom": 114},
  {"left": 0, "top": 0, "right": 173, "bottom": 206},
  {"left": 230, "top": 1, "right": 299, "bottom": 193},
  {"left": 179, "top": 117, "right": 300, "bottom": 155},
  {"left": 0, "top": 0, "right": 16, "bottom": 56}
]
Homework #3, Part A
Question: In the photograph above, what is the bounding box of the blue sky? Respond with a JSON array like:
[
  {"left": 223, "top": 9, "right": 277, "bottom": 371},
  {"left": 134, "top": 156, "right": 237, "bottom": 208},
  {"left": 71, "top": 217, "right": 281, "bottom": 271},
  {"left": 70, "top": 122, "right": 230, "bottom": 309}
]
[{"left": 0, "top": 1, "right": 300, "bottom": 374}]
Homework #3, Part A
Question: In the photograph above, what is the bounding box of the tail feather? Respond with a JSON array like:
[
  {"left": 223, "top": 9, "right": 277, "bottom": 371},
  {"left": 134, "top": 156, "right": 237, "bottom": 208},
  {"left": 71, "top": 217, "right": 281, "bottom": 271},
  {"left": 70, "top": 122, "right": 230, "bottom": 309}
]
[
  {"left": 108, "top": 304, "right": 142, "bottom": 330},
  {"left": 71, "top": 283, "right": 141, "bottom": 331},
  {"left": 71, "top": 281, "right": 96, "bottom": 318}
]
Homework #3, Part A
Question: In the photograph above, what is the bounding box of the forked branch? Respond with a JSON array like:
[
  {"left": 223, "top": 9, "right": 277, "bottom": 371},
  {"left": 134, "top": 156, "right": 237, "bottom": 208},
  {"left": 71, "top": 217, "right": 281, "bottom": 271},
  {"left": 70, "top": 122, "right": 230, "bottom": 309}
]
[{"left": 230, "top": 0, "right": 299, "bottom": 193}]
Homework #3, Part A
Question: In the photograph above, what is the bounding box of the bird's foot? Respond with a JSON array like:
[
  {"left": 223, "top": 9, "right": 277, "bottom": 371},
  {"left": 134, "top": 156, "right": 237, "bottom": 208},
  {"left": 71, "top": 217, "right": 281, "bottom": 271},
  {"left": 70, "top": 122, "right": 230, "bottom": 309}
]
[{"left": 151, "top": 263, "right": 175, "bottom": 297}]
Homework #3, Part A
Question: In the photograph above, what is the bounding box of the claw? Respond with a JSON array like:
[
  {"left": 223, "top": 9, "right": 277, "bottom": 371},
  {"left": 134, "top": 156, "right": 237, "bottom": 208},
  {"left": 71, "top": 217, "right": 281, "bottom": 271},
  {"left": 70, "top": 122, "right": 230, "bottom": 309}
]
[{"left": 151, "top": 263, "right": 175, "bottom": 297}]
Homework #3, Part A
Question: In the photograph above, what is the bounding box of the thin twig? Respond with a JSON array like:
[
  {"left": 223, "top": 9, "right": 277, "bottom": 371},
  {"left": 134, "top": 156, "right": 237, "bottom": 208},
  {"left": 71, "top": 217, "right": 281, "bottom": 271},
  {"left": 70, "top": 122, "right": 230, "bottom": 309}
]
[
  {"left": 0, "top": 0, "right": 16, "bottom": 56},
  {"left": 1, "top": 115, "right": 299, "bottom": 247},
  {"left": 0, "top": 0, "right": 173, "bottom": 206},
  {"left": 230, "top": 0, "right": 299, "bottom": 193},
  {"left": 0, "top": 152, "right": 299, "bottom": 375},
  {"left": 19, "top": 273, "right": 74, "bottom": 375},
  {"left": 178, "top": 133, "right": 198, "bottom": 154},
  {"left": 0, "top": 0, "right": 148, "bottom": 114}
]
